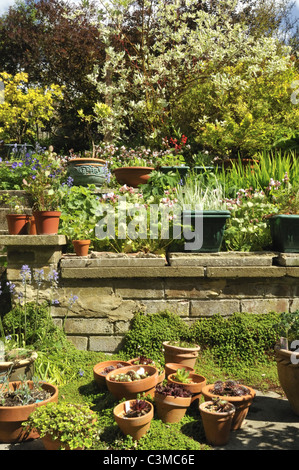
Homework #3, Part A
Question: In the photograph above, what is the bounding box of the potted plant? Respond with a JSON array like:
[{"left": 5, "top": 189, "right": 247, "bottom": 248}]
[
  {"left": 156, "top": 135, "right": 190, "bottom": 179},
  {"left": 0, "top": 377, "right": 58, "bottom": 443},
  {"left": 274, "top": 310, "right": 299, "bottom": 415},
  {"left": 199, "top": 398, "right": 236, "bottom": 446},
  {"left": 267, "top": 182, "right": 299, "bottom": 252},
  {"left": 23, "top": 401, "right": 99, "bottom": 450},
  {"left": 109, "top": 146, "right": 155, "bottom": 187},
  {"left": 174, "top": 177, "right": 230, "bottom": 252},
  {"left": 61, "top": 215, "right": 96, "bottom": 256},
  {"left": 202, "top": 379, "right": 256, "bottom": 430},
  {"left": 0, "top": 192, "right": 29, "bottom": 235},
  {"left": 154, "top": 382, "right": 192, "bottom": 423},
  {"left": 167, "top": 368, "right": 206, "bottom": 405},
  {"left": 0, "top": 347, "right": 38, "bottom": 381},
  {"left": 162, "top": 340, "right": 200, "bottom": 369},
  {"left": 66, "top": 149, "right": 109, "bottom": 188},
  {"left": 105, "top": 364, "right": 159, "bottom": 400},
  {"left": 113, "top": 399, "right": 154, "bottom": 441},
  {"left": 164, "top": 363, "right": 194, "bottom": 378},
  {"left": 128, "top": 356, "right": 165, "bottom": 385},
  {"left": 93, "top": 360, "right": 131, "bottom": 390},
  {"left": 22, "top": 147, "right": 66, "bottom": 234}
]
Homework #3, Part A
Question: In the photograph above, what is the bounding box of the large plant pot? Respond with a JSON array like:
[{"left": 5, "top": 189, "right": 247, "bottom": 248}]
[
  {"left": 113, "top": 166, "right": 154, "bottom": 188},
  {"left": 154, "top": 391, "right": 192, "bottom": 423},
  {"left": 105, "top": 364, "right": 159, "bottom": 400},
  {"left": 268, "top": 214, "right": 299, "bottom": 253},
  {"left": 128, "top": 357, "right": 165, "bottom": 385},
  {"left": 93, "top": 360, "right": 131, "bottom": 390},
  {"left": 6, "top": 214, "right": 28, "bottom": 235},
  {"left": 167, "top": 372, "right": 207, "bottom": 405},
  {"left": 275, "top": 347, "right": 299, "bottom": 415},
  {"left": 199, "top": 401, "right": 236, "bottom": 446},
  {"left": 34, "top": 211, "right": 61, "bottom": 235},
  {"left": 202, "top": 384, "right": 256, "bottom": 430},
  {"left": 0, "top": 350, "right": 38, "bottom": 381},
  {"left": 113, "top": 399, "right": 154, "bottom": 441},
  {"left": 0, "top": 381, "right": 58, "bottom": 443},
  {"left": 163, "top": 341, "right": 200, "bottom": 369},
  {"left": 181, "top": 210, "right": 230, "bottom": 252},
  {"left": 72, "top": 239, "right": 91, "bottom": 256},
  {"left": 67, "top": 158, "right": 107, "bottom": 188}
]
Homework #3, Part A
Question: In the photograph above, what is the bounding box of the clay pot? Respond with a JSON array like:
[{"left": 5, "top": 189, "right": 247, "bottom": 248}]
[
  {"left": 275, "top": 347, "right": 299, "bottom": 415},
  {"left": 202, "top": 384, "right": 256, "bottom": 430},
  {"left": 105, "top": 365, "right": 159, "bottom": 400},
  {"left": 27, "top": 215, "right": 37, "bottom": 234},
  {"left": 167, "top": 372, "right": 206, "bottom": 405},
  {"left": 199, "top": 400, "right": 236, "bottom": 446},
  {"left": 165, "top": 363, "right": 194, "bottom": 378},
  {"left": 162, "top": 341, "right": 200, "bottom": 369},
  {"left": 33, "top": 211, "right": 61, "bottom": 235},
  {"left": 128, "top": 357, "right": 165, "bottom": 385},
  {"left": 0, "top": 350, "right": 38, "bottom": 381},
  {"left": 93, "top": 360, "right": 131, "bottom": 390},
  {"left": 113, "top": 166, "right": 154, "bottom": 188},
  {"left": 154, "top": 391, "right": 192, "bottom": 423},
  {"left": 0, "top": 381, "right": 58, "bottom": 443},
  {"left": 113, "top": 399, "right": 154, "bottom": 441},
  {"left": 72, "top": 239, "right": 91, "bottom": 256},
  {"left": 6, "top": 214, "right": 29, "bottom": 235}
]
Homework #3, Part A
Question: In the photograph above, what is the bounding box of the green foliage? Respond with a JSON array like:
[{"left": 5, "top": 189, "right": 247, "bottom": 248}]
[
  {"left": 173, "top": 368, "right": 192, "bottom": 384},
  {"left": 274, "top": 310, "right": 299, "bottom": 348},
  {"left": 23, "top": 402, "right": 101, "bottom": 450}
]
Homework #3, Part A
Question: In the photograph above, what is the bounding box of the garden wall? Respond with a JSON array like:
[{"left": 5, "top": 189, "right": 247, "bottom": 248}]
[{"left": 2, "top": 235, "right": 299, "bottom": 353}]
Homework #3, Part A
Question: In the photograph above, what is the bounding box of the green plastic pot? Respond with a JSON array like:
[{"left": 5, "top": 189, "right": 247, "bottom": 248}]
[
  {"left": 181, "top": 210, "right": 230, "bottom": 252},
  {"left": 269, "top": 214, "right": 299, "bottom": 253}
]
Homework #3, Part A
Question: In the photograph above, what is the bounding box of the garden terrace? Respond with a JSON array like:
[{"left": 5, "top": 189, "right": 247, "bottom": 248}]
[{"left": 1, "top": 235, "right": 299, "bottom": 354}]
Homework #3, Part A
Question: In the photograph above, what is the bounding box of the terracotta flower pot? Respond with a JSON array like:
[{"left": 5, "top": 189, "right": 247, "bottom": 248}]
[
  {"left": 34, "top": 211, "right": 61, "bottom": 235},
  {"left": 199, "top": 400, "right": 236, "bottom": 446},
  {"left": 167, "top": 372, "right": 206, "bottom": 405},
  {"left": 154, "top": 391, "right": 192, "bottom": 423},
  {"left": 72, "top": 239, "right": 91, "bottom": 256},
  {"left": 275, "top": 347, "right": 299, "bottom": 415},
  {"left": 165, "top": 363, "right": 194, "bottom": 378},
  {"left": 113, "top": 399, "right": 154, "bottom": 441},
  {"left": 128, "top": 357, "right": 165, "bottom": 385},
  {"left": 202, "top": 383, "right": 256, "bottom": 430},
  {"left": 0, "top": 350, "right": 38, "bottom": 381},
  {"left": 113, "top": 166, "right": 154, "bottom": 188},
  {"left": 93, "top": 360, "right": 131, "bottom": 390},
  {"left": 0, "top": 381, "right": 58, "bottom": 443},
  {"left": 162, "top": 341, "right": 200, "bottom": 369},
  {"left": 27, "top": 215, "right": 37, "bottom": 234},
  {"left": 6, "top": 214, "right": 29, "bottom": 235},
  {"left": 105, "top": 364, "right": 159, "bottom": 400}
]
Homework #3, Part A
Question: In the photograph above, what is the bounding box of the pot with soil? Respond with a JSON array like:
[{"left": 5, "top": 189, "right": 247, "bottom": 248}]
[
  {"left": 199, "top": 398, "right": 236, "bottom": 446},
  {"left": 162, "top": 340, "right": 200, "bottom": 369},
  {"left": 202, "top": 380, "right": 255, "bottom": 430},
  {"left": 154, "top": 382, "right": 192, "bottom": 423},
  {"left": 105, "top": 365, "right": 159, "bottom": 400},
  {"left": 93, "top": 360, "right": 131, "bottom": 390},
  {"left": 0, "top": 349, "right": 38, "bottom": 381},
  {"left": 128, "top": 356, "right": 165, "bottom": 385},
  {"left": 167, "top": 368, "right": 206, "bottom": 406},
  {"left": 113, "top": 399, "right": 154, "bottom": 441},
  {"left": 0, "top": 380, "right": 58, "bottom": 443}
]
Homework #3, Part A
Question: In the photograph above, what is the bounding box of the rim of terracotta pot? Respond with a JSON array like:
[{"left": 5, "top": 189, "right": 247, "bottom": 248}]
[
  {"left": 199, "top": 400, "right": 236, "bottom": 416},
  {"left": 113, "top": 166, "right": 155, "bottom": 172},
  {"left": 93, "top": 360, "right": 131, "bottom": 380},
  {"left": 162, "top": 341, "right": 200, "bottom": 353},
  {"left": 275, "top": 347, "right": 299, "bottom": 364},
  {"left": 168, "top": 372, "right": 206, "bottom": 388},
  {"left": 105, "top": 364, "right": 159, "bottom": 398},
  {"left": 113, "top": 399, "right": 154, "bottom": 424},
  {"left": 202, "top": 383, "right": 256, "bottom": 405},
  {"left": 0, "top": 350, "right": 38, "bottom": 369},
  {"left": 154, "top": 391, "right": 192, "bottom": 407},
  {"left": 165, "top": 363, "right": 194, "bottom": 376}
]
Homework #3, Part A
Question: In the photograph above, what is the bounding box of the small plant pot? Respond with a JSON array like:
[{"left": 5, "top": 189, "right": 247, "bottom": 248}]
[
  {"left": 167, "top": 372, "right": 206, "bottom": 405},
  {"left": 93, "top": 360, "right": 131, "bottom": 390},
  {"left": 113, "top": 399, "right": 154, "bottom": 441},
  {"left": 162, "top": 341, "right": 200, "bottom": 369},
  {"left": 105, "top": 365, "right": 159, "bottom": 400},
  {"left": 6, "top": 214, "right": 29, "bottom": 235},
  {"left": 0, "top": 381, "right": 58, "bottom": 443},
  {"left": 199, "top": 400, "right": 236, "bottom": 446},
  {"left": 202, "top": 383, "right": 256, "bottom": 430},
  {"left": 33, "top": 211, "right": 61, "bottom": 235},
  {"left": 165, "top": 363, "right": 194, "bottom": 378},
  {"left": 72, "top": 239, "right": 91, "bottom": 256},
  {"left": 0, "top": 350, "right": 38, "bottom": 381},
  {"left": 154, "top": 391, "right": 192, "bottom": 423}
]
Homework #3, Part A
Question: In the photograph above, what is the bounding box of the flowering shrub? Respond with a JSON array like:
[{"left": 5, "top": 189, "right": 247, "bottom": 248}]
[{"left": 223, "top": 187, "right": 278, "bottom": 251}]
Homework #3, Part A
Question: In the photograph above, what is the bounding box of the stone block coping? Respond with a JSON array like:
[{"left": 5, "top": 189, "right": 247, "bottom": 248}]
[{"left": 0, "top": 235, "right": 67, "bottom": 246}]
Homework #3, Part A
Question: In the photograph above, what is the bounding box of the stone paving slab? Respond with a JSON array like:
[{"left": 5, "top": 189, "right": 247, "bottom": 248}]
[{"left": 0, "top": 390, "right": 298, "bottom": 451}]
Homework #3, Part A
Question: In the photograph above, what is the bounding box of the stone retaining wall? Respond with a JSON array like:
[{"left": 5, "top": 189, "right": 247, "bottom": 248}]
[{"left": 1, "top": 235, "right": 299, "bottom": 353}]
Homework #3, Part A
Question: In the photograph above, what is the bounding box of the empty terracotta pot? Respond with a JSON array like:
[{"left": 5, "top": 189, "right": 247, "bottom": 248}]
[{"left": 72, "top": 239, "right": 91, "bottom": 256}]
